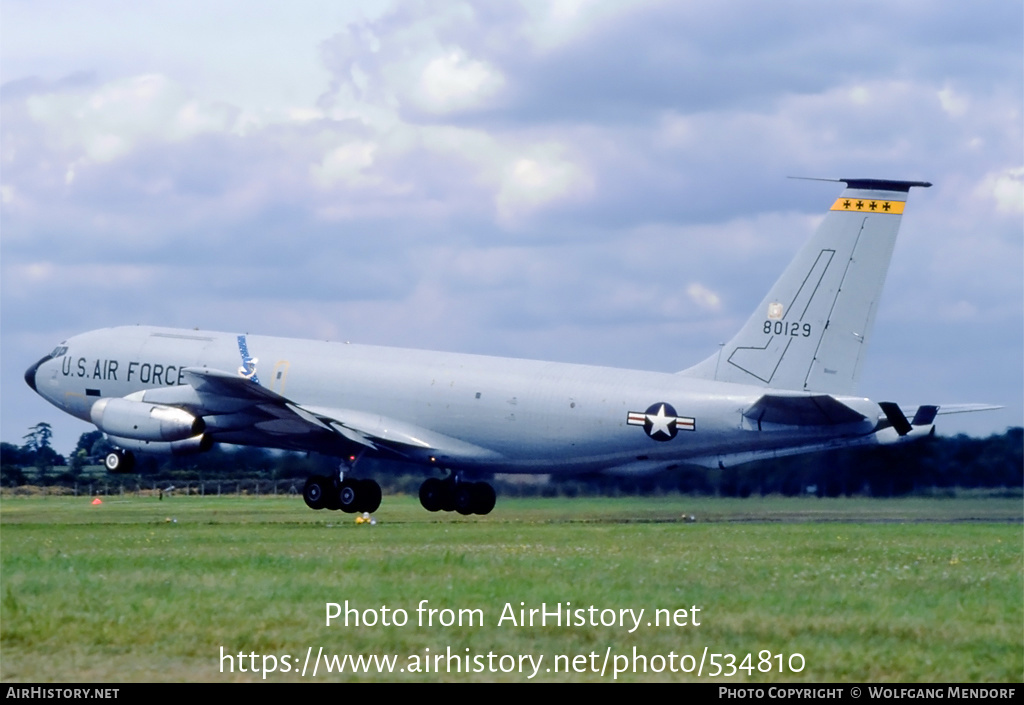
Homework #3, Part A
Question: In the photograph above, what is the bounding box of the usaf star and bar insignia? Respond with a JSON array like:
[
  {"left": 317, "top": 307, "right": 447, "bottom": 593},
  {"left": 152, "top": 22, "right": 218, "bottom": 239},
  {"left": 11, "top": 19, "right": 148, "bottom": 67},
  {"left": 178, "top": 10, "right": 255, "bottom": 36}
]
[{"left": 627, "top": 403, "right": 695, "bottom": 442}]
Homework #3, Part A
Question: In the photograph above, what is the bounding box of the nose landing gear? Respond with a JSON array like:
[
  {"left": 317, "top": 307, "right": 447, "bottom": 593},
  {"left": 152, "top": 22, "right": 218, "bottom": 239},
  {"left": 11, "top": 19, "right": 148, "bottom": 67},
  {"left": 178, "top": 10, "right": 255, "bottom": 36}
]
[{"left": 104, "top": 449, "right": 136, "bottom": 473}]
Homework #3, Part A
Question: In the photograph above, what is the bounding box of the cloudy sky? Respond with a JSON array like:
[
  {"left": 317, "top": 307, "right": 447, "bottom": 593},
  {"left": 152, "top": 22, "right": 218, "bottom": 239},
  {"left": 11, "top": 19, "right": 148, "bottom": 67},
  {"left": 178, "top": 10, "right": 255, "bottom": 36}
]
[{"left": 2, "top": 0, "right": 1021, "bottom": 454}]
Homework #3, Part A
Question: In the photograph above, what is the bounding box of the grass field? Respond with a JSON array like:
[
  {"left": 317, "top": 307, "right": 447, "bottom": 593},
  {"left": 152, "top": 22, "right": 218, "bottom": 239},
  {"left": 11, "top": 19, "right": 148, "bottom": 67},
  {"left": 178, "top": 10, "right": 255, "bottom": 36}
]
[{"left": 1, "top": 493, "right": 1021, "bottom": 682}]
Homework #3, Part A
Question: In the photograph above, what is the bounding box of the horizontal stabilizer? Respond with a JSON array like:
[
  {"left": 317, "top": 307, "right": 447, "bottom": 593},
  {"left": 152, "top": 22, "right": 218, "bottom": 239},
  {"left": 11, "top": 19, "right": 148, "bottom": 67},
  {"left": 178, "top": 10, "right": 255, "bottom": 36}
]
[
  {"left": 883, "top": 402, "right": 1002, "bottom": 428},
  {"left": 934, "top": 403, "right": 1003, "bottom": 415},
  {"left": 743, "top": 394, "right": 867, "bottom": 427}
]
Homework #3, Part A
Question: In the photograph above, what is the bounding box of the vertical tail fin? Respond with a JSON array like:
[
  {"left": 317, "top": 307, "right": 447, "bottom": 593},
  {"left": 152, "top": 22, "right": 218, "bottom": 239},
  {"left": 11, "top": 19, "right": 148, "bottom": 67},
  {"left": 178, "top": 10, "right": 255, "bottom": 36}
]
[{"left": 680, "top": 178, "right": 931, "bottom": 394}]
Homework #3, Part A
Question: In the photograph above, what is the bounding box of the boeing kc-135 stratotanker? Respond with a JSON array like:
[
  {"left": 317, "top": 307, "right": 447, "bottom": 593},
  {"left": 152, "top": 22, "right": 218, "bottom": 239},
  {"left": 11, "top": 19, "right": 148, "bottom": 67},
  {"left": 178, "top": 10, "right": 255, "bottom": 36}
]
[{"left": 25, "top": 179, "right": 995, "bottom": 515}]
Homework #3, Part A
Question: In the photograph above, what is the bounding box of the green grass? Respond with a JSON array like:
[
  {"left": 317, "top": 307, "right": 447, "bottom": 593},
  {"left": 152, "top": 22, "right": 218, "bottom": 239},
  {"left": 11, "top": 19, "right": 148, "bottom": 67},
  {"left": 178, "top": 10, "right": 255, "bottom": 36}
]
[{"left": 1, "top": 494, "right": 1021, "bottom": 682}]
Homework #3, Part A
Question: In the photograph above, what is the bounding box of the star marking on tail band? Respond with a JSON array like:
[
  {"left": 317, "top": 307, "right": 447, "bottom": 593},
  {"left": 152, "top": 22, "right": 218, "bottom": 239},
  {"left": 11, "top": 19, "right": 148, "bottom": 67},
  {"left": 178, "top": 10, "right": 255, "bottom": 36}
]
[
  {"left": 627, "top": 403, "right": 696, "bottom": 441},
  {"left": 830, "top": 198, "right": 905, "bottom": 214}
]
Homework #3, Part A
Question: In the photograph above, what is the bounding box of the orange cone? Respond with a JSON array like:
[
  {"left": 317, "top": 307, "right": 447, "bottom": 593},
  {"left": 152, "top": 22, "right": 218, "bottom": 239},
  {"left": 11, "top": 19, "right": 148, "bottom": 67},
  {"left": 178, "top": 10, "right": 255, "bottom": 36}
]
[{"left": 91, "top": 498, "right": 102, "bottom": 505}]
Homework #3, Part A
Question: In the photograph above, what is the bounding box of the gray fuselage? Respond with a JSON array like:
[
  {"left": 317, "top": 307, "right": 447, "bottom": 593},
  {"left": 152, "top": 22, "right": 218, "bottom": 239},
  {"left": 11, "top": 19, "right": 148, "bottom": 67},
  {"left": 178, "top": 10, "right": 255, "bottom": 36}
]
[{"left": 28, "top": 325, "right": 879, "bottom": 475}]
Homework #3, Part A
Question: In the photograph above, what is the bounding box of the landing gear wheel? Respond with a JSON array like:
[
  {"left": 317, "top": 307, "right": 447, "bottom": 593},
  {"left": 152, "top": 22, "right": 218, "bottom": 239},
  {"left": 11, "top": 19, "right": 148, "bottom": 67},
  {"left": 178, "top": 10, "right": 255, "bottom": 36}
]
[
  {"left": 358, "top": 479, "right": 382, "bottom": 513},
  {"left": 303, "top": 475, "right": 330, "bottom": 510},
  {"left": 419, "top": 477, "right": 446, "bottom": 512},
  {"left": 104, "top": 449, "right": 135, "bottom": 473},
  {"left": 440, "top": 483, "right": 456, "bottom": 512},
  {"left": 454, "top": 484, "right": 476, "bottom": 515},
  {"left": 455, "top": 482, "right": 496, "bottom": 515},
  {"left": 421, "top": 478, "right": 495, "bottom": 515},
  {"left": 337, "top": 478, "right": 359, "bottom": 513},
  {"left": 472, "top": 482, "right": 496, "bottom": 515}
]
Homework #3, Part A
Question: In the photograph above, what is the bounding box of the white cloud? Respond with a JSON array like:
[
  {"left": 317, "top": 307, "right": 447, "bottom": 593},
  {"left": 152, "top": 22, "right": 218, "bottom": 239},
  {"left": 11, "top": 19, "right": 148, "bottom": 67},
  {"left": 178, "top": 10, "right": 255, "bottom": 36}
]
[
  {"left": 686, "top": 283, "right": 722, "bottom": 311},
  {"left": 26, "top": 74, "right": 236, "bottom": 164},
  {"left": 495, "top": 149, "right": 593, "bottom": 225},
  {"left": 412, "top": 49, "right": 505, "bottom": 114},
  {"left": 3, "top": 262, "right": 156, "bottom": 298},
  {"left": 937, "top": 84, "right": 969, "bottom": 118},
  {"left": 517, "top": 0, "right": 646, "bottom": 52},
  {"left": 976, "top": 167, "right": 1024, "bottom": 215},
  {"left": 848, "top": 85, "right": 872, "bottom": 105},
  {"left": 310, "top": 140, "right": 380, "bottom": 188}
]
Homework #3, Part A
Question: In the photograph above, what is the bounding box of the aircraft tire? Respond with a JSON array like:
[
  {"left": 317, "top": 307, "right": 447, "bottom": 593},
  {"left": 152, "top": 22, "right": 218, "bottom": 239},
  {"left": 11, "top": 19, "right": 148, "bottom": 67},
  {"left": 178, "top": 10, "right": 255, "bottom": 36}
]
[
  {"left": 303, "top": 475, "right": 330, "bottom": 510},
  {"left": 104, "top": 449, "right": 135, "bottom": 473},
  {"left": 358, "top": 479, "right": 382, "bottom": 513},
  {"left": 440, "top": 481, "right": 456, "bottom": 512},
  {"left": 472, "top": 482, "right": 496, "bottom": 515},
  {"left": 454, "top": 484, "right": 475, "bottom": 515},
  {"left": 337, "top": 478, "right": 359, "bottom": 513},
  {"left": 324, "top": 483, "right": 342, "bottom": 511},
  {"left": 419, "top": 477, "right": 445, "bottom": 512}
]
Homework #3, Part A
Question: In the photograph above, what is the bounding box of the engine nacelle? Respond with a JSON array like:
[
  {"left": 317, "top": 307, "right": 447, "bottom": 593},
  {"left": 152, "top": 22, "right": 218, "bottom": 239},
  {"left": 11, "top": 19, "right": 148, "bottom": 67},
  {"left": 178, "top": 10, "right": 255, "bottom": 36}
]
[
  {"left": 90, "top": 398, "right": 204, "bottom": 442},
  {"left": 106, "top": 434, "right": 213, "bottom": 456}
]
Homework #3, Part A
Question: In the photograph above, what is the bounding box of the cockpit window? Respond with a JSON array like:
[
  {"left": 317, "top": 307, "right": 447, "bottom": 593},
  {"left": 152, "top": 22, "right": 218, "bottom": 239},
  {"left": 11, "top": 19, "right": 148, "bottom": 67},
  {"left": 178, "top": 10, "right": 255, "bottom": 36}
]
[{"left": 49, "top": 345, "right": 68, "bottom": 358}]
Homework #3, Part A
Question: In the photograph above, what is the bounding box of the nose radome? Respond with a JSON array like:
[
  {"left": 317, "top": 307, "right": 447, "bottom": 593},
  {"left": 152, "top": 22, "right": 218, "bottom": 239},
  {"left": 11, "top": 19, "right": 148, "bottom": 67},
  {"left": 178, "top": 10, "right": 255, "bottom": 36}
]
[{"left": 25, "top": 355, "right": 49, "bottom": 392}]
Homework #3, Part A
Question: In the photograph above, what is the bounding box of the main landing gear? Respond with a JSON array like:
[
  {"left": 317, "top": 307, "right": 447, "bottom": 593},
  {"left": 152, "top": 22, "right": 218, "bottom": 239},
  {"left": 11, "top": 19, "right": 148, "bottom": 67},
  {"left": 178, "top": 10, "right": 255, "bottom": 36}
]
[
  {"left": 419, "top": 476, "right": 496, "bottom": 515},
  {"left": 104, "top": 449, "right": 136, "bottom": 473},
  {"left": 303, "top": 475, "right": 382, "bottom": 513}
]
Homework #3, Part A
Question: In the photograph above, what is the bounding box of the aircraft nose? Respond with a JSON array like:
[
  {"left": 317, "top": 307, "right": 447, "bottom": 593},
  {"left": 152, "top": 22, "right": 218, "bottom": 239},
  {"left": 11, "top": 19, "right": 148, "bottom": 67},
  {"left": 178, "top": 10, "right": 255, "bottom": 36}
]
[{"left": 24, "top": 355, "right": 49, "bottom": 392}]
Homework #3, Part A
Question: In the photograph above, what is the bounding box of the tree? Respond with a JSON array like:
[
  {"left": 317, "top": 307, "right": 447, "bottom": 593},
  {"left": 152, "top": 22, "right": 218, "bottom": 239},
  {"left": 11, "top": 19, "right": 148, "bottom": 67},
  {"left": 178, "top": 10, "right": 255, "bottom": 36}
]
[
  {"left": 1, "top": 442, "right": 29, "bottom": 466},
  {"left": 21, "top": 422, "right": 53, "bottom": 454},
  {"left": 74, "top": 430, "right": 105, "bottom": 462},
  {"left": 69, "top": 449, "right": 89, "bottom": 476},
  {"left": 21, "top": 422, "right": 63, "bottom": 481}
]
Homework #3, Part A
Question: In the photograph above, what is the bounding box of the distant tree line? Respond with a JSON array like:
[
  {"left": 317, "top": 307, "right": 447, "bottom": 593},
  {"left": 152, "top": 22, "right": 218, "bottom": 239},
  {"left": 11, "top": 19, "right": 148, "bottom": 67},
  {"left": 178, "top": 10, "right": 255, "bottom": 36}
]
[{"left": 1, "top": 424, "right": 1021, "bottom": 497}]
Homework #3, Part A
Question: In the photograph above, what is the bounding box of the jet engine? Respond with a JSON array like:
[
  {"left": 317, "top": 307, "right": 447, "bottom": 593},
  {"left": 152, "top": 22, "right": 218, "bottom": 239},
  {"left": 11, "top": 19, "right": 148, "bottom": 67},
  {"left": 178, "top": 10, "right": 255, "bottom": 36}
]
[
  {"left": 105, "top": 434, "right": 213, "bottom": 456},
  {"left": 90, "top": 398, "right": 204, "bottom": 442}
]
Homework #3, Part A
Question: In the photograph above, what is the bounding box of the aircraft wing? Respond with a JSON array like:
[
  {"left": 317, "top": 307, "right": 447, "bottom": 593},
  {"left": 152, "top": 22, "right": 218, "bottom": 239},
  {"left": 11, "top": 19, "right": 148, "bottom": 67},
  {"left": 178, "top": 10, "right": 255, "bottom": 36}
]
[
  {"left": 294, "top": 404, "right": 504, "bottom": 463},
  {"left": 136, "top": 367, "right": 502, "bottom": 463}
]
